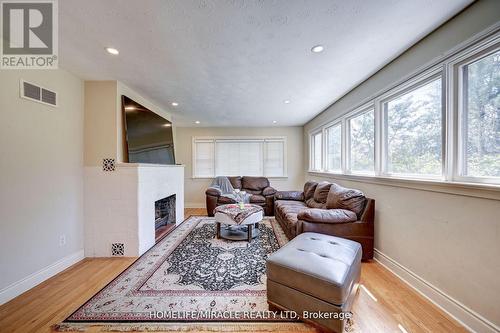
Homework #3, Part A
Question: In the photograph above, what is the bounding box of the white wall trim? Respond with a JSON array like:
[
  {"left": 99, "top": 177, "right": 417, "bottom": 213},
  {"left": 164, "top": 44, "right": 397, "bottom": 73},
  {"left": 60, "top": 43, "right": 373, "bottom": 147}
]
[
  {"left": 374, "top": 249, "right": 499, "bottom": 333},
  {"left": 0, "top": 250, "right": 84, "bottom": 305}
]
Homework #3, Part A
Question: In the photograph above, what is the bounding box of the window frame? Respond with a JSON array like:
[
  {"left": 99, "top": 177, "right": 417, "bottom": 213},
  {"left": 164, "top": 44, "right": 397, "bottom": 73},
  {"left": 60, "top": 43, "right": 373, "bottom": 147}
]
[
  {"left": 379, "top": 69, "right": 446, "bottom": 180},
  {"left": 192, "top": 136, "right": 287, "bottom": 179},
  {"left": 307, "top": 25, "right": 500, "bottom": 189},
  {"left": 324, "top": 121, "right": 343, "bottom": 173},
  {"left": 453, "top": 44, "right": 500, "bottom": 185},
  {"left": 346, "top": 105, "right": 376, "bottom": 175},
  {"left": 309, "top": 130, "right": 324, "bottom": 172}
]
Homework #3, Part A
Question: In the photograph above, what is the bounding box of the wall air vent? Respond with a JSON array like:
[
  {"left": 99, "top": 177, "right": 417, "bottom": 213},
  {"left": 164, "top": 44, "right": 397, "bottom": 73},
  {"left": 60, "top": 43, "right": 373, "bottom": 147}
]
[{"left": 20, "top": 80, "right": 57, "bottom": 106}]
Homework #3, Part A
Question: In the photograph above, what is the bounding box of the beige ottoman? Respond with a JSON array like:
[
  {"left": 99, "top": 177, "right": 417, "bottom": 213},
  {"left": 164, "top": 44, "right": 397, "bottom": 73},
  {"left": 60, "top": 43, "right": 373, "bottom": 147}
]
[{"left": 266, "top": 232, "right": 361, "bottom": 333}]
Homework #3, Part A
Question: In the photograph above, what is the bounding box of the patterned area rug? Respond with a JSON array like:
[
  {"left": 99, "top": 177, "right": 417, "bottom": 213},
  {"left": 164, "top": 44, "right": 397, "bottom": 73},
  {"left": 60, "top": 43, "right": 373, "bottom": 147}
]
[{"left": 58, "top": 216, "right": 317, "bottom": 332}]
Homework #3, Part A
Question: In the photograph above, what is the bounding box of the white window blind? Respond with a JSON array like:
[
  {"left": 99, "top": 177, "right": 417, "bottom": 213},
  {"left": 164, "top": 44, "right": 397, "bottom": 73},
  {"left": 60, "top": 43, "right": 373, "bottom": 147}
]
[
  {"left": 193, "top": 137, "right": 286, "bottom": 178},
  {"left": 215, "top": 140, "right": 263, "bottom": 176},
  {"left": 193, "top": 140, "right": 214, "bottom": 177},
  {"left": 264, "top": 140, "right": 285, "bottom": 177}
]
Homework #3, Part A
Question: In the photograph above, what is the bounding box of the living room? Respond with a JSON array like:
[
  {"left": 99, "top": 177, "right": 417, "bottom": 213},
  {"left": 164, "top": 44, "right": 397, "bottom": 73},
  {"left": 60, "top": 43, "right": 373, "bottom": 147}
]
[{"left": 0, "top": 1, "right": 499, "bottom": 332}]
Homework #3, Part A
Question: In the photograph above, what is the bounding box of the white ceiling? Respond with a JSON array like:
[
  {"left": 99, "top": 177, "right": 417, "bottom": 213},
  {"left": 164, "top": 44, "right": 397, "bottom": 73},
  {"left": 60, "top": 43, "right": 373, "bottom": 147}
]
[{"left": 59, "top": 0, "right": 472, "bottom": 127}]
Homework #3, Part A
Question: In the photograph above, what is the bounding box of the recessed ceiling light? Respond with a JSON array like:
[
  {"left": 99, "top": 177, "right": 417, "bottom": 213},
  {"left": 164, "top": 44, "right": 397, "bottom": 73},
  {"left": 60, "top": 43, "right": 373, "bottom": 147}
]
[
  {"left": 311, "top": 45, "right": 324, "bottom": 53},
  {"left": 195, "top": 120, "right": 200, "bottom": 124},
  {"left": 124, "top": 106, "right": 136, "bottom": 110},
  {"left": 171, "top": 102, "right": 179, "bottom": 106},
  {"left": 283, "top": 100, "right": 291, "bottom": 104},
  {"left": 163, "top": 123, "right": 172, "bottom": 127},
  {"left": 273, "top": 120, "right": 277, "bottom": 124},
  {"left": 105, "top": 47, "right": 119, "bottom": 55}
]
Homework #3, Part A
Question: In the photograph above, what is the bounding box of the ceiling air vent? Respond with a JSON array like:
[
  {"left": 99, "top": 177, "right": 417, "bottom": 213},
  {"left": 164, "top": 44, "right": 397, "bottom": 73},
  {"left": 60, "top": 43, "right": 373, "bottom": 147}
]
[{"left": 20, "top": 80, "right": 57, "bottom": 106}]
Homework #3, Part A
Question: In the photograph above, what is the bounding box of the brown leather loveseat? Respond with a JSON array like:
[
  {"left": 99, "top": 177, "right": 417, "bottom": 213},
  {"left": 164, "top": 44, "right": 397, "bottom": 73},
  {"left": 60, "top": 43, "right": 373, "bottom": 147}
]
[
  {"left": 206, "top": 176, "right": 276, "bottom": 216},
  {"left": 274, "top": 181, "right": 375, "bottom": 260}
]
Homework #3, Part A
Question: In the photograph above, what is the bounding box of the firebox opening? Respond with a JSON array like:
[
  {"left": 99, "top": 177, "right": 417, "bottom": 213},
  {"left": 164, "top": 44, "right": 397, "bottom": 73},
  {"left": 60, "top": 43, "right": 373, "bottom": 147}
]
[{"left": 155, "top": 194, "right": 176, "bottom": 242}]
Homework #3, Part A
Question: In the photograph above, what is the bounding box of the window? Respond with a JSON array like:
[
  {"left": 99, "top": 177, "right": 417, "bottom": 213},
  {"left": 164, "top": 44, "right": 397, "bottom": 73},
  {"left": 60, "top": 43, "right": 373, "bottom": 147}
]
[
  {"left": 460, "top": 49, "right": 500, "bottom": 179},
  {"left": 384, "top": 77, "right": 442, "bottom": 176},
  {"left": 311, "top": 131, "right": 323, "bottom": 171},
  {"left": 192, "top": 137, "right": 286, "bottom": 178},
  {"left": 326, "top": 123, "right": 342, "bottom": 172},
  {"left": 307, "top": 30, "right": 499, "bottom": 188},
  {"left": 215, "top": 140, "right": 263, "bottom": 176},
  {"left": 264, "top": 140, "right": 286, "bottom": 177},
  {"left": 349, "top": 109, "right": 374, "bottom": 173},
  {"left": 193, "top": 140, "right": 214, "bottom": 178}
]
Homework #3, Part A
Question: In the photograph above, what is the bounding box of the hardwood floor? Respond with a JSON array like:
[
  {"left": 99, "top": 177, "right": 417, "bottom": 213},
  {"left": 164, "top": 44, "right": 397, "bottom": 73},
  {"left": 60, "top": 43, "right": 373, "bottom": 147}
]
[{"left": 0, "top": 208, "right": 467, "bottom": 333}]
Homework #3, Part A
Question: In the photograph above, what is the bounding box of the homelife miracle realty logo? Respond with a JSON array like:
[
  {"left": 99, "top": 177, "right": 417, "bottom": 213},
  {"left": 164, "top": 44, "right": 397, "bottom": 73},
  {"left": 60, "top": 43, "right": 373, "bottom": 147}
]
[{"left": 1, "top": 0, "right": 58, "bottom": 69}]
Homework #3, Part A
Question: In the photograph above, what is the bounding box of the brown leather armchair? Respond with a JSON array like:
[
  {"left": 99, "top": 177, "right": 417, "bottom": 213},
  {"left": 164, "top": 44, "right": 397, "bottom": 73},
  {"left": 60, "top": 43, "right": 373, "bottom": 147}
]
[
  {"left": 274, "top": 181, "right": 374, "bottom": 260},
  {"left": 206, "top": 176, "right": 276, "bottom": 216}
]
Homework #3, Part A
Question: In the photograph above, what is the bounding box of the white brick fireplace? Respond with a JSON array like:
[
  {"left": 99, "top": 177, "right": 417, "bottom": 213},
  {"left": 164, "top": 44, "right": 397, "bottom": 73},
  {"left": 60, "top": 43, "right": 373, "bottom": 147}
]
[{"left": 84, "top": 163, "right": 184, "bottom": 257}]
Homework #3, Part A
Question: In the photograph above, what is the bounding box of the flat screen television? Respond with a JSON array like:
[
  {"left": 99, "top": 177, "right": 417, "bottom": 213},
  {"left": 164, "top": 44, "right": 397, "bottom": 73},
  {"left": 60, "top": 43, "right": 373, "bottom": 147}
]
[{"left": 122, "top": 96, "right": 175, "bottom": 165}]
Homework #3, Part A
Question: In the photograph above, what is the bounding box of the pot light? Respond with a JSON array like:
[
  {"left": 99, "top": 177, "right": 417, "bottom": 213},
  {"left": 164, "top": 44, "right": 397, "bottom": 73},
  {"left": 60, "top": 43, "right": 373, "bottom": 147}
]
[
  {"left": 195, "top": 120, "right": 200, "bottom": 124},
  {"left": 163, "top": 123, "right": 172, "bottom": 127},
  {"left": 171, "top": 102, "right": 179, "bottom": 106},
  {"left": 283, "top": 100, "right": 291, "bottom": 104},
  {"left": 311, "top": 45, "right": 324, "bottom": 53},
  {"left": 273, "top": 120, "right": 277, "bottom": 124},
  {"left": 124, "top": 106, "right": 136, "bottom": 110},
  {"left": 105, "top": 47, "right": 119, "bottom": 55}
]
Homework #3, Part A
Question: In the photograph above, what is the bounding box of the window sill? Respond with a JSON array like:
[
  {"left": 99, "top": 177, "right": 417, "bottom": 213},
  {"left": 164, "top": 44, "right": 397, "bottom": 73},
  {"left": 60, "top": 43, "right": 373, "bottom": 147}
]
[
  {"left": 307, "top": 171, "right": 500, "bottom": 201},
  {"left": 191, "top": 176, "right": 289, "bottom": 180}
]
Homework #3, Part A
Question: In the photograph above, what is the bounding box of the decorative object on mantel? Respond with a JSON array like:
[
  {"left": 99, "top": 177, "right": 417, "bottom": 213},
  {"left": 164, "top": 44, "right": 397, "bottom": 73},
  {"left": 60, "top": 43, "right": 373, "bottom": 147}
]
[{"left": 102, "top": 158, "right": 115, "bottom": 172}]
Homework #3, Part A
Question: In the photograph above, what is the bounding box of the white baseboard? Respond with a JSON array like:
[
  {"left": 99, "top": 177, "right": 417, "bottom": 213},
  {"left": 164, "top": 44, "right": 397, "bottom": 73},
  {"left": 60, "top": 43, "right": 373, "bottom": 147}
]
[
  {"left": 374, "top": 249, "right": 499, "bottom": 333},
  {"left": 0, "top": 250, "right": 85, "bottom": 305}
]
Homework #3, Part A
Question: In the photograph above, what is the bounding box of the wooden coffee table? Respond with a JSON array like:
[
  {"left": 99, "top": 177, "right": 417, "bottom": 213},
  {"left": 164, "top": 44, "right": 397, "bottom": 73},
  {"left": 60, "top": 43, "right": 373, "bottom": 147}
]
[{"left": 214, "top": 204, "right": 264, "bottom": 242}]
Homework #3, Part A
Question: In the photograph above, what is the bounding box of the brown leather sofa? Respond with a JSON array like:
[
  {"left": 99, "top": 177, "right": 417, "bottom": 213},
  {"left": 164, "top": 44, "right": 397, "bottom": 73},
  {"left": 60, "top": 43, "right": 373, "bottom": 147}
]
[
  {"left": 274, "top": 181, "right": 375, "bottom": 260},
  {"left": 206, "top": 176, "right": 276, "bottom": 216}
]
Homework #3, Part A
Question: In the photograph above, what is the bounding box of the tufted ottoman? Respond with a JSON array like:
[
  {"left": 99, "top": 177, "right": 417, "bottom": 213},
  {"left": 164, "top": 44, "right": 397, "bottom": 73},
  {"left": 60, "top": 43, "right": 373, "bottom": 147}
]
[{"left": 266, "top": 232, "right": 361, "bottom": 333}]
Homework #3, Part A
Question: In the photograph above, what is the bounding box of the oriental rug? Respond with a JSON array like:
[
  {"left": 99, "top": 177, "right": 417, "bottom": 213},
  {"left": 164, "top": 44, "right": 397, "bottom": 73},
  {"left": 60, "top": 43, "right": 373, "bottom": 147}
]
[{"left": 57, "top": 216, "right": 318, "bottom": 332}]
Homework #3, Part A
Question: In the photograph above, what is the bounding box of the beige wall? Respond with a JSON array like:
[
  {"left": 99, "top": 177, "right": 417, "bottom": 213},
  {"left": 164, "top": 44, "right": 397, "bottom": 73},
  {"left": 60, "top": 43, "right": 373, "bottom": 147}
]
[
  {"left": 175, "top": 126, "right": 305, "bottom": 207},
  {"left": 304, "top": 0, "right": 500, "bottom": 330},
  {"left": 0, "top": 69, "right": 84, "bottom": 296},
  {"left": 84, "top": 81, "right": 117, "bottom": 166},
  {"left": 84, "top": 81, "right": 173, "bottom": 166}
]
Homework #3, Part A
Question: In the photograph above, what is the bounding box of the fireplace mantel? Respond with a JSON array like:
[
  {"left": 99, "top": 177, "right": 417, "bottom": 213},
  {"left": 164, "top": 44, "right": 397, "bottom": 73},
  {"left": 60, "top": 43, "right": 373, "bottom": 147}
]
[{"left": 84, "top": 163, "right": 184, "bottom": 257}]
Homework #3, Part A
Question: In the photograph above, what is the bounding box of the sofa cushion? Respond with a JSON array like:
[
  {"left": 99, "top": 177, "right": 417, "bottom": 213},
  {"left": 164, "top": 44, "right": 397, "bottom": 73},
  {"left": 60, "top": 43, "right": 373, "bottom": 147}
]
[
  {"left": 305, "top": 198, "right": 324, "bottom": 209},
  {"left": 275, "top": 200, "right": 307, "bottom": 209},
  {"left": 242, "top": 176, "right": 270, "bottom": 191},
  {"left": 218, "top": 196, "right": 237, "bottom": 204},
  {"left": 244, "top": 188, "right": 263, "bottom": 195},
  {"left": 275, "top": 201, "right": 307, "bottom": 224},
  {"left": 228, "top": 176, "right": 242, "bottom": 189},
  {"left": 303, "top": 181, "right": 318, "bottom": 200},
  {"left": 297, "top": 208, "right": 357, "bottom": 223},
  {"left": 314, "top": 182, "right": 332, "bottom": 203},
  {"left": 305, "top": 182, "right": 331, "bottom": 208},
  {"left": 249, "top": 194, "right": 266, "bottom": 203},
  {"left": 327, "top": 183, "right": 366, "bottom": 217},
  {"left": 276, "top": 200, "right": 307, "bottom": 213}
]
